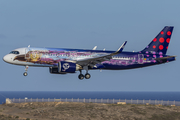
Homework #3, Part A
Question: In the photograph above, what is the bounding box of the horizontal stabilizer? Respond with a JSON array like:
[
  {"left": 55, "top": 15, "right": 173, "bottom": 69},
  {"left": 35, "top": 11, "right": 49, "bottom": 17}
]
[{"left": 155, "top": 56, "right": 176, "bottom": 60}]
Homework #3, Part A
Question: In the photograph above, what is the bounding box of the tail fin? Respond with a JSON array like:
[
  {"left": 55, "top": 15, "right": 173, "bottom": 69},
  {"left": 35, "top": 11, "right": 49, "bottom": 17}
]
[{"left": 141, "top": 26, "right": 174, "bottom": 54}]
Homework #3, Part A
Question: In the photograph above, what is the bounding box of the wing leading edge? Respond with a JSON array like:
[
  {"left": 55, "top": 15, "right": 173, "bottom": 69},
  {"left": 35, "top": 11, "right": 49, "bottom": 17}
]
[{"left": 76, "top": 41, "right": 127, "bottom": 67}]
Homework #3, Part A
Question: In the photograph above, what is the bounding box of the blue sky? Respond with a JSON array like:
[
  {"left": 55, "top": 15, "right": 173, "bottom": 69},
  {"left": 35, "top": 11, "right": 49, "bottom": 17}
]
[{"left": 0, "top": 0, "right": 179, "bottom": 91}]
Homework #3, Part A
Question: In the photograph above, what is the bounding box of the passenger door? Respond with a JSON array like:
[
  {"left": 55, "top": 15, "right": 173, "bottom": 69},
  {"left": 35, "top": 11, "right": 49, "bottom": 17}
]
[
  {"left": 25, "top": 48, "right": 30, "bottom": 60},
  {"left": 138, "top": 54, "right": 144, "bottom": 64}
]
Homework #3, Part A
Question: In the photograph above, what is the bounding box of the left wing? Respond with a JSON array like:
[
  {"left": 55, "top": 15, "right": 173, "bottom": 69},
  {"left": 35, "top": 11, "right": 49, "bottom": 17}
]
[{"left": 76, "top": 41, "right": 127, "bottom": 67}]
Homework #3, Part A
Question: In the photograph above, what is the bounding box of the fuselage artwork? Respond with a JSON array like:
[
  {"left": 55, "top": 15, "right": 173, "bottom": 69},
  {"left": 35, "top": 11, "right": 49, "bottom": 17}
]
[{"left": 3, "top": 26, "right": 176, "bottom": 80}]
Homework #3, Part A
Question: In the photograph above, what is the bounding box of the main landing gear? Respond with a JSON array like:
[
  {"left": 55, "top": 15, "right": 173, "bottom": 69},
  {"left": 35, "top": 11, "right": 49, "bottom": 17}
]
[
  {"left": 23, "top": 65, "right": 28, "bottom": 76},
  {"left": 78, "top": 72, "right": 84, "bottom": 80},
  {"left": 78, "top": 71, "right": 91, "bottom": 80},
  {"left": 78, "top": 66, "right": 91, "bottom": 80}
]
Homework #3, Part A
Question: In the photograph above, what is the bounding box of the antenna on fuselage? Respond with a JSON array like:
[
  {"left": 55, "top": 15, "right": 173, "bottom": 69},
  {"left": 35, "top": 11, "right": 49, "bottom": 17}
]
[
  {"left": 103, "top": 48, "right": 105, "bottom": 51},
  {"left": 28, "top": 45, "right": 30, "bottom": 48},
  {"left": 92, "top": 46, "right": 97, "bottom": 50}
]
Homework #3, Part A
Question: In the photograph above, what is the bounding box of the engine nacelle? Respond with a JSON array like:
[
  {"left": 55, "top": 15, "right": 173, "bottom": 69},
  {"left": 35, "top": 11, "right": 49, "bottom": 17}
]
[
  {"left": 49, "top": 67, "right": 67, "bottom": 74},
  {"left": 58, "top": 61, "right": 80, "bottom": 73}
]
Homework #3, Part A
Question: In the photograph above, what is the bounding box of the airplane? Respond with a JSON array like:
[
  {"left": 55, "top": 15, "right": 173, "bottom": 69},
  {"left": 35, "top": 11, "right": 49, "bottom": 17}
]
[{"left": 3, "top": 26, "right": 176, "bottom": 80}]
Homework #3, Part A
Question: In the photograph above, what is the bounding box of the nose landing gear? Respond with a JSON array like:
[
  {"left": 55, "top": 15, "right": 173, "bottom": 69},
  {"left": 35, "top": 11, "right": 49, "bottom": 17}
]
[
  {"left": 23, "top": 65, "right": 28, "bottom": 76},
  {"left": 23, "top": 72, "right": 28, "bottom": 76}
]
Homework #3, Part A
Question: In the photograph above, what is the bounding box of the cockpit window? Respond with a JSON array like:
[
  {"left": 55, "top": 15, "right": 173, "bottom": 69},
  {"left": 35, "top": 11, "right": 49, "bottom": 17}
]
[{"left": 9, "top": 51, "right": 20, "bottom": 54}]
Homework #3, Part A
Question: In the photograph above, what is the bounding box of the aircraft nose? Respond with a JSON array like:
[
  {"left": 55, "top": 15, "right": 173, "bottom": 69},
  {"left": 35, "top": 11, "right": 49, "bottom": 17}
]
[{"left": 3, "top": 54, "right": 13, "bottom": 63}]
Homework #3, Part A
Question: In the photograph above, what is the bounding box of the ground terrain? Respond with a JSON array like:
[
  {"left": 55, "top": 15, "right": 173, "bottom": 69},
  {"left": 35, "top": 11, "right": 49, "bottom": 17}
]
[{"left": 0, "top": 102, "right": 180, "bottom": 120}]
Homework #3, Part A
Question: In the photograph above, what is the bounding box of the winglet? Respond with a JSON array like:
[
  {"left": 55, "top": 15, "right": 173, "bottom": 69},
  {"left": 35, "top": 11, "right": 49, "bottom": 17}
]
[{"left": 115, "top": 41, "right": 127, "bottom": 53}]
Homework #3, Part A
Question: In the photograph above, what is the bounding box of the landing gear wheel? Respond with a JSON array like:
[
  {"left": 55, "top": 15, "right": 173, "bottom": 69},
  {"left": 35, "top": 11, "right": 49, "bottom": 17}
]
[
  {"left": 78, "top": 74, "right": 84, "bottom": 80},
  {"left": 23, "top": 65, "right": 29, "bottom": 76},
  {"left": 23, "top": 72, "right": 28, "bottom": 76},
  {"left": 85, "top": 73, "right": 91, "bottom": 79}
]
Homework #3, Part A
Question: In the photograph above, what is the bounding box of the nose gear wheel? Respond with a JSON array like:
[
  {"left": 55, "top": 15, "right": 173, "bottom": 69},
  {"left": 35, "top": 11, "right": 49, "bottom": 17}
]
[
  {"left": 23, "top": 72, "right": 28, "bottom": 76},
  {"left": 23, "top": 65, "right": 29, "bottom": 76}
]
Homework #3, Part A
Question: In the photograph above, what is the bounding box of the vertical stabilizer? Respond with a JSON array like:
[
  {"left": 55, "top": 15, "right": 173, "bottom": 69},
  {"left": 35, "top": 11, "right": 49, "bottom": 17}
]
[{"left": 141, "top": 26, "right": 173, "bottom": 54}]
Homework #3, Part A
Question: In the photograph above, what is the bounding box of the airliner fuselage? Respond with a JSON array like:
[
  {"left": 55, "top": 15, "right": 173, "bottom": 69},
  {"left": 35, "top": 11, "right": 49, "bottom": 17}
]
[{"left": 3, "top": 26, "right": 176, "bottom": 79}]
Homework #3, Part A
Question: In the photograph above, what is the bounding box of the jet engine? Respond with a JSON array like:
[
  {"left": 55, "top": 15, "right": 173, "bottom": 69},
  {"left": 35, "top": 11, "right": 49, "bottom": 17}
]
[
  {"left": 49, "top": 67, "right": 67, "bottom": 74},
  {"left": 49, "top": 61, "right": 81, "bottom": 74}
]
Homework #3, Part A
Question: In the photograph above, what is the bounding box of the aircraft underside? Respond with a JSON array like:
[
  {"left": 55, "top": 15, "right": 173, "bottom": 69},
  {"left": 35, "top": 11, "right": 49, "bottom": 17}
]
[{"left": 14, "top": 54, "right": 175, "bottom": 80}]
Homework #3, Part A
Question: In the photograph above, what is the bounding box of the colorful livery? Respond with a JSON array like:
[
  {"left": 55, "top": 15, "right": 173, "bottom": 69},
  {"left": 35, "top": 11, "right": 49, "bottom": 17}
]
[{"left": 3, "top": 26, "right": 176, "bottom": 80}]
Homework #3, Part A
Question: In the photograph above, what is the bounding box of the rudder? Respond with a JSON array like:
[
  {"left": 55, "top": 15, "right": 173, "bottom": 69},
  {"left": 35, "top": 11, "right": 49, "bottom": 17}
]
[{"left": 141, "top": 26, "right": 174, "bottom": 54}]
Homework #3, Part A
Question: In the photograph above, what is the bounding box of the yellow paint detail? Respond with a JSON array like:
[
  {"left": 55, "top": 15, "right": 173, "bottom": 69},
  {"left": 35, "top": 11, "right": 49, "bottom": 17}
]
[{"left": 30, "top": 52, "right": 42, "bottom": 62}]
